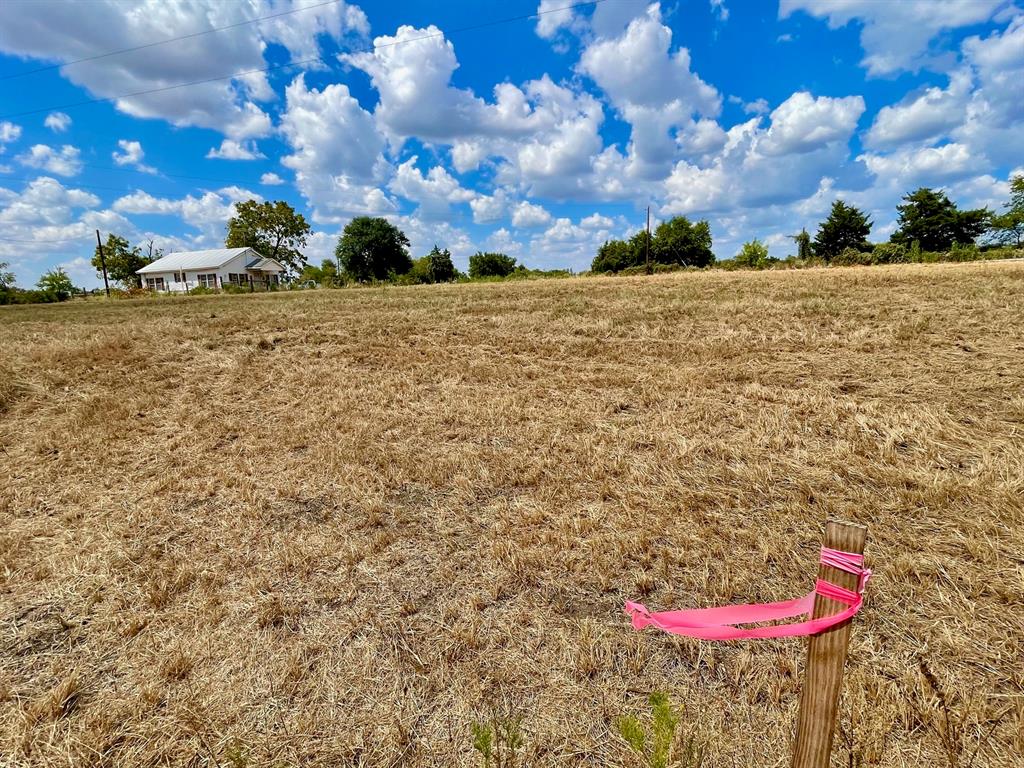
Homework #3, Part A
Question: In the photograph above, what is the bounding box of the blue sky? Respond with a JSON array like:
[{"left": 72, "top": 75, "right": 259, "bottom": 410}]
[{"left": 0, "top": 0, "right": 1021, "bottom": 287}]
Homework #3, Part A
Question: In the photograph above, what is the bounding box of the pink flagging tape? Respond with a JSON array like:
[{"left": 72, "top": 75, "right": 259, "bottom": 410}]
[{"left": 624, "top": 547, "right": 871, "bottom": 641}]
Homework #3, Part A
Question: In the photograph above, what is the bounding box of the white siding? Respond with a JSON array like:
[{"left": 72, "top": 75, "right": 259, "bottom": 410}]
[{"left": 143, "top": 251, "right": 282, "bottom": 292}]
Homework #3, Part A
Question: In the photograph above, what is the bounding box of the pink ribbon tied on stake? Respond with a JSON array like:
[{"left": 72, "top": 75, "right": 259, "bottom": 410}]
[{"left": 624, "top": 547, "right": 871, "bottom": 640}]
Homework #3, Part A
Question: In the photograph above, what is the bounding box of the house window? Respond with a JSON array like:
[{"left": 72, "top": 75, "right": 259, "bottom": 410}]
[
  {"left": 197, "top": 274, "right": 218, "bottom": 288},
  {"left": 145, "top": 277, "right": 165, "bottom": 291},
  {"left": 173, "top": 272, "right": 183, "bottom": 282}
]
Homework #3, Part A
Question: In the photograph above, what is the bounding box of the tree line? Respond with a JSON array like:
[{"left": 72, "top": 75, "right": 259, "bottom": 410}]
[
  {"left": 2, "top": 177, "right": 1021, "bottom": 304},
  {"left": 592, "top": 179, "right": 1023, "bottom": 274}
]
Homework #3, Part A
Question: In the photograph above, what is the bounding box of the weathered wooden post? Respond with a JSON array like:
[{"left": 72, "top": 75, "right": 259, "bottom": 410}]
[{"left": 791, "top": 520, "right": 868, "bottom": 768}]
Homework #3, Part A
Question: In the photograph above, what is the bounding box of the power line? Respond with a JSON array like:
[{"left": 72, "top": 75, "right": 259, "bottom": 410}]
[
  {"left": 0, "top": 0, "right": 345, "bottom": 81},
  {"left": 0, "top": 1, "right": 610, "bottom": 120},
  {"left": 0, "top": 234, "right": 92, "bottom": 244},
  {"left": 78, "top": 162, "right": 267, "bottom": 186},
  {"left": 0, "top": 171, "right": 252, "bottom": 196}
]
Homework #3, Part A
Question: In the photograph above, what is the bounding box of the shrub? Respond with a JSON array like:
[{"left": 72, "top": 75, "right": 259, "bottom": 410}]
[
  {"left": 734, "top": 239, "right": 769, "bottom": 269},
  {"left": 189, "top": 286, "right": 215, "bottom": 295},
  {"left": 872, "top": 242, "right": 907, "bottom": 264},
  {"left": 832, "top": 247, "right": 874, "bottom": 266},
  {"left": 948, "top": 242, "right": 980, "bottom": 262}
]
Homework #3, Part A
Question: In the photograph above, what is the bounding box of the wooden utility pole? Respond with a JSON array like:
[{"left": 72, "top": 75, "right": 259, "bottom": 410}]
[
  {"left": 791, "top": 521, "right": 868, "bottom": 768},
  {"left": 95, "top": 230, "right": 110, "bottom": 298},
  {"left": 645, "top": 206, "right": 651, "bottom": 275}
]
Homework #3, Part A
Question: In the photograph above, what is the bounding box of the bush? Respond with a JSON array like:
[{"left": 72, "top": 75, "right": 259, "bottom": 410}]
[
  {"left": 832, "top": 247, "right": 874, "bottom": 266},
  {"left": 948, "top": 242, "right": 980, "bottom": 262},
  {"left": 0, "top": 287, "right": 58, "bottom": 304},
  {"left": 734, "top": 239, "right": 770, "bottom": 269},
  {"left": 189, "top": 286, "right": 215, "bottom": 295},
  {"left": 871, "top": 242, "right": 907, "bottom": 264}
]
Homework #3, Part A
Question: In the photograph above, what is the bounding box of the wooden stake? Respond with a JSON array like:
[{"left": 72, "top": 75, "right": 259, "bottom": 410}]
[
  {"left": 791, "top": 520, "right": 868, "bottom": 768},
  {"left": 645, "top": 205, "right": 651, "bottom": 275}
]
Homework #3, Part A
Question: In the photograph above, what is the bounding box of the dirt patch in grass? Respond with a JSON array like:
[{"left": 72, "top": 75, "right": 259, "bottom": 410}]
[{"left": 1, "top": 263, "right": 1022, "bottom": 766}]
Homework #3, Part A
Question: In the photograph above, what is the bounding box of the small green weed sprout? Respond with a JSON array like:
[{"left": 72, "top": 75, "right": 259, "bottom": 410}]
[{"left": 617, "top": 691, "right": 707, "bottom": 768}]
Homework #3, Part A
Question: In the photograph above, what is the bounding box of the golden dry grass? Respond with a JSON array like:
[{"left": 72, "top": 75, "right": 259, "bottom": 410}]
[{"left": 1, "top": 262, "right": 1022, "bottom": 767}]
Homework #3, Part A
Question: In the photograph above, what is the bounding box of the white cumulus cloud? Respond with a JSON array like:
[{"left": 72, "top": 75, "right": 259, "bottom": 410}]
[
  {"left": 206, "top": 139, "right": 265, "bottom": 160},
  {"left": 779, "top": 0, "right": 1005, "bottom": 75},
  {"left": 112, "top": 139, "right": 157, "bottom": 173},
  {"left": 17, "top": 144, "right": 83, "bottom": 176},
  {"left": 511, "top": 200, "right": 553, "bottom": 228},
  {"left": 44, "top": 112, "right": 71, "bottom": 132}
]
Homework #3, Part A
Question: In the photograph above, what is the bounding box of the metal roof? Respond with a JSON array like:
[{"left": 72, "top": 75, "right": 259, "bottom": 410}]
[
  {"left": 246, "top": 257, "right": 284, "bottom": 271},
  {"left": 136, "top": 247, "right": 258, "bottom": 274}
]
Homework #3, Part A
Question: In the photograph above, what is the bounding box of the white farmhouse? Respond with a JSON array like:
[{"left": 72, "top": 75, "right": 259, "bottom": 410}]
[{"left": 136, "top": 247, "right": 285, "bottom": 292}]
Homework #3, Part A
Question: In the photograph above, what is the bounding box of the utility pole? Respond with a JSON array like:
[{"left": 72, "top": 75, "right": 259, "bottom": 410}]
[
  {"left": 645, "top": 206, "right": 651, "bottom": 275},
  {"left": 95, "top": 229, "right": 110, "bottom": 298}
]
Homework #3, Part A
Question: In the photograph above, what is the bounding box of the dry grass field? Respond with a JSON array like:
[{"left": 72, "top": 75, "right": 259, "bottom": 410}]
[{"left": 1, "top": 263, "right": 1022, "bottom": 767}]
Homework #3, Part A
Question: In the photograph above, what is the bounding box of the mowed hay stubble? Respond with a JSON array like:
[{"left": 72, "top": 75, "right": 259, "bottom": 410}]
[{"left": 0, "top": 262, "right": 1022, "bottom": 766}]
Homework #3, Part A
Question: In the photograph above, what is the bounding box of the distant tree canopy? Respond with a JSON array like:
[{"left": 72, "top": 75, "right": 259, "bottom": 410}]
[
  {"left": 813, "top": 200, "right": 872, "bottom": 261},
  {"left": 300, "top": 258, "right": 339, "bottom": 285},
  {"left": 91, "top": 234, "right": 156, "bottom": 288},
  {"left": 652, "top": 217, "right": 714, "bottom": 267},
  {"left": 591, "top": 215, "right": 713, "bottom": 273},
  {"left": 0, "top": 261, "right": 14, "bottom": 290},
  {"left": 591, "top": 239, "right": 635, "bottom": 274},
  {"left": 37, "top": 268, "right": 74, "bottom": 301},
  {"left": 226, "top": 200, "right": 311, "bottom": 276},
  {"left": 469, "top": 251, "right": 517, "bottom": 278},
  {"left": 890, "top": 188, "right": 988, "bottom": 251},
  {"left": 417, "top": 246, "right": 457, "bottom": 283},
  {"left": 336, "top": 217, "right": 412, "bottom": 281},
  {"left": 987, "top": 175, "right": 1024, "bottom": 247}
]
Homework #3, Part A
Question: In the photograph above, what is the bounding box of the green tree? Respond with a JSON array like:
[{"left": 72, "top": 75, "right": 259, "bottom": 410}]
[
  {"left": 319, "top": 258, "right": 339, "bottom": 285},
  {"left": 734, "top": 239, "right": 769, "bottom": 269},
  {"left": 91, "top": 234, "right": 156, "bottom": 288},
  {"left": 890, "top": 187, "right": 988, "bottom": 252},
  {"left": 789, "top": 228, "right": 812, "bottom": 260},
  {"left": 424, "top": 245, "right": 456, "bottom": 283},
  {"left": 629, "top": 229, "right": 654, "bottom": 271},
  {"left": 813, "top": 200, "right": 872, "bottom": 261},
  {"left": 0, "top": 261, "right": 14, "bottom": 290},
  {"left": 591, "top": 239, "right": 635, "bottom": 273},
  {"left": 652, "top": 216, "right": 714, "bottom": 267},
  {"left": 987, "top": 175, "right": 1024, "bottom": 247},
  {"left": 468, "top": 251, "right": 517, "bottom": 278},
  {"left": 335, "top": 216, "right": 412, "bottom": 281},
  {"left": 37, "top": 268, "right": 75, "bottom": 301},
  {"left": 592, "top": 240, "right": 627, "bottom": 273},
  {"left": 226, "top": 200, "right": 311, "bottom": 277}
]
